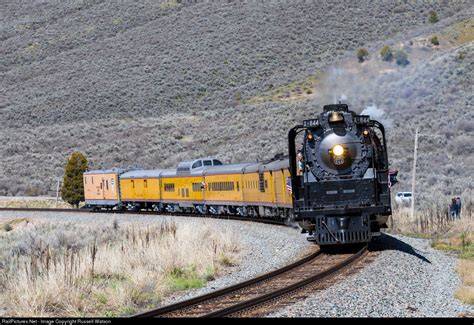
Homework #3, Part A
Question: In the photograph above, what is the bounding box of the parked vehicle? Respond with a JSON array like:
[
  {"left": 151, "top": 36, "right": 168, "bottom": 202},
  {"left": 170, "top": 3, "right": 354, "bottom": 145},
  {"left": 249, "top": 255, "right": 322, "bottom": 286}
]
[{"left": 395, "top": 192, "right": 412, "bottom": 206}]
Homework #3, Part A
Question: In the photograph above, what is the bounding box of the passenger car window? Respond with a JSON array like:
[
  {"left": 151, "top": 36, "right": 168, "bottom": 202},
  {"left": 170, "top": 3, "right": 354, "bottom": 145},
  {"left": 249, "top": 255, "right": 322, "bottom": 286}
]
[
  {"left": 203, "top": 160, "right": 212, "bottom": 166},
  {"left": 213, "top": 160, "right": 223, "bottom": 166}
]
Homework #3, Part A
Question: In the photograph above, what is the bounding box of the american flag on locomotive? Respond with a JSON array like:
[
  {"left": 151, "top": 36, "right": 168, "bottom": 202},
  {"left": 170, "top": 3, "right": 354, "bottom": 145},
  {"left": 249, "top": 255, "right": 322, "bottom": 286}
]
[{"left": 286, "top": 177, "right": 292, "bottom": 193}]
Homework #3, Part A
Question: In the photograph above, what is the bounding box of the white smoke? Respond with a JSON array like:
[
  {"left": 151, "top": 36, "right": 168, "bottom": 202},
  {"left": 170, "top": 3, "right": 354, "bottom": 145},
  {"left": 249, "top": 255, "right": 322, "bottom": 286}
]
[
  {"left": 361, "top": 104, "right": 385, "bottom": 120},
  {"left": 361, "top": 104, "right": 393, "bottom": 128}
]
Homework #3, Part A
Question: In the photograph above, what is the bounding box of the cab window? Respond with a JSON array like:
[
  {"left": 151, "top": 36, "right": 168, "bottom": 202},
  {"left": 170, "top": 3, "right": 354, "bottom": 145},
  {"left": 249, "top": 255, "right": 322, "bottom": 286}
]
[{"left": 192, "top": 161, "right": 202, "bottom": 169}]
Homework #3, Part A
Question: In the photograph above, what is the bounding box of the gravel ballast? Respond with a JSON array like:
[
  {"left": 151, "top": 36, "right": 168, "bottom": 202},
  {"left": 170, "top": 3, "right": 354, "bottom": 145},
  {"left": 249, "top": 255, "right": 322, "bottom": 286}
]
[{"left": 269, "top": 233, "right": 473, "bottom": 317}]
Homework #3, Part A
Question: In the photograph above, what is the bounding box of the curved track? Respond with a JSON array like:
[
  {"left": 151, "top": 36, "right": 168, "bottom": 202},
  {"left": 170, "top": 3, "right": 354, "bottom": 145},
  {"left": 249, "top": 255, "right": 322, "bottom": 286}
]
[
  {"left": 0, "top": 207, "right": 287, "bottom": 226},
  {"left": 132, "top": 244, "right": 368, "bottom": 318}
]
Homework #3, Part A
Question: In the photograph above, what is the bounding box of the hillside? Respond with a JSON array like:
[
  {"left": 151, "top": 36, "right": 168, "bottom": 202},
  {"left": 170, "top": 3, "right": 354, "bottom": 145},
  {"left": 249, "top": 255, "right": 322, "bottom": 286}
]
[{"left": 1, "top": 0, "right": 473, "bottom": 207}]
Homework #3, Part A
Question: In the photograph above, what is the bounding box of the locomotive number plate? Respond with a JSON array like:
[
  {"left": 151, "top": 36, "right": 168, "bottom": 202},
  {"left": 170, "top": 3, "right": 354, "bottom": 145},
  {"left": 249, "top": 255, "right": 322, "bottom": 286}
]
[
  {"left": 333, "top": 157, "right": 345, "bottom": 165},
  {"left": 303, "top": 119, "right": 319, "bottom": 127},
  {"left": 354, "top": 116, "right": 370, "bottom": 123}
]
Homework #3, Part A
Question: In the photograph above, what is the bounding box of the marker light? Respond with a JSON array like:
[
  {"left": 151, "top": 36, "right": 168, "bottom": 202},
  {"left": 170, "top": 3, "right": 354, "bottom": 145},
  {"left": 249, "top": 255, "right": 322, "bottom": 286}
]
[{"left": 332, "top": 144, "right": 344, "bottom": 156}]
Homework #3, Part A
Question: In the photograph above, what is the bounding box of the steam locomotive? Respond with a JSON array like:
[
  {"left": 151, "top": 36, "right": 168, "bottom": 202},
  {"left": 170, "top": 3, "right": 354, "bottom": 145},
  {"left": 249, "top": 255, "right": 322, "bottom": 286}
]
[{"left": 288, "top": 103, "right": 396, "bottom": 245}]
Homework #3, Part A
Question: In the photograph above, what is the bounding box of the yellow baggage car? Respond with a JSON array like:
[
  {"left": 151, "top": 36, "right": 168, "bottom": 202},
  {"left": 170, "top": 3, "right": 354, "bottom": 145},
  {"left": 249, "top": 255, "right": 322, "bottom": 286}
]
[{"left": 83, "top": 168, "right": 125, "bottom": 209}]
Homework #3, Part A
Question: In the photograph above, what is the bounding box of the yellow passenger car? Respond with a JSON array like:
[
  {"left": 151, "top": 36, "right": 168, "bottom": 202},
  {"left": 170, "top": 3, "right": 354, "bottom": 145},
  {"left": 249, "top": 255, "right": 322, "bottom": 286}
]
[
  {"left": 203, "top": 163, "right": 248, "bottom": 207},
  {"left": 120, "top": 170, "right": 164, "bottom": 210},
  {"left": 159, "top": 159, "right": 223, "bottom": 212},
  {"left": 264, "top": 158, "right": 291, "bottom": 208}
]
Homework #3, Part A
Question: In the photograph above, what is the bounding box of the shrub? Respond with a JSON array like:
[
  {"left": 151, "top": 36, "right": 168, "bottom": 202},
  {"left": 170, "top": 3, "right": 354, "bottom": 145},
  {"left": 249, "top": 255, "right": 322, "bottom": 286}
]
[
  {"left": 3, "top": 223, "right": 13, "bottom": 232},
  {"left": 356, "top": 48, "right": 369, "bottom": 62},
  {"left": 394, "top": 50, "right": 409, "bottom": 66},
  {"left": 430, "top": 36, "right": 439, "bottom": 46},
  {"left": 380, "top": 45, "right": 393, "bottom": 61},
  {"left": 458, "top": 51, "right": 466, "bottom": 60},
  {"left": 429, "top": 11, "right": 439, "bottom": 24}
]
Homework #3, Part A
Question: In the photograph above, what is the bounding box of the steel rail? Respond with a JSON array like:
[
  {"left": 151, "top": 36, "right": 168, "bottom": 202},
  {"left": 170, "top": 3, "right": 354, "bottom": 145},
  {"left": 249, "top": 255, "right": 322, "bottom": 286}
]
[
  {"left": 131, "top": 249, "right": 322, "bottom": 318},
  {"left": 203, "top": 244, "right": 368, "bottom": 317}
]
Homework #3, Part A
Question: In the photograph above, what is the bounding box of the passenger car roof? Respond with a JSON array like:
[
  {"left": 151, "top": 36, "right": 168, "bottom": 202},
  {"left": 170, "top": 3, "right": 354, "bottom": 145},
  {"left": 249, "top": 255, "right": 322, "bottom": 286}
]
[
  {"left": 203, "top": 163, "right": 253, "bottom": 175},
  {"left": 84, "top": 168, "right": 126, "bottom": 175},
  {"left": 120, "top": 170, "right": 166, "bottom": 179},
  {"left": 263, "top": 158, "right": 289, "bottom": 171}
]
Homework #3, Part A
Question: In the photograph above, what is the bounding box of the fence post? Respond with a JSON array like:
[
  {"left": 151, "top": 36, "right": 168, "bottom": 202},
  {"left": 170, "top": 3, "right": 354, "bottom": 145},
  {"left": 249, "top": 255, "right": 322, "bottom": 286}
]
[{"left": 55, "top": 179, "right": 60, "bottom": 208}]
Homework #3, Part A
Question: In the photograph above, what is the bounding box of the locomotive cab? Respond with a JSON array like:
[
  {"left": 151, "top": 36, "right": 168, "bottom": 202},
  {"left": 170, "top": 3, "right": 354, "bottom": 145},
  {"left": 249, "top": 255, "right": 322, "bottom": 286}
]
[{"left": 288, "top": 104, "right": 392, "bottom": 245}]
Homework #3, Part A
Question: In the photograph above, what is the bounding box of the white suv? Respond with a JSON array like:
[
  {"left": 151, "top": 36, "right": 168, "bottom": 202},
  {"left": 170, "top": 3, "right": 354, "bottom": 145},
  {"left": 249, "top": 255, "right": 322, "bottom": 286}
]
[{"left": 395, "top": 192, "right": 412, "bottom": 206}]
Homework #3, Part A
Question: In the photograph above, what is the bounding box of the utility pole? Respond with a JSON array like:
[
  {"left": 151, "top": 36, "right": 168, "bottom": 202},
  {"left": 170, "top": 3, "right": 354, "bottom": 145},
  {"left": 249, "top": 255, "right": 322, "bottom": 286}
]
[
  {"left": 411, "top": 128, "right": 418, "bottom": 220},
  {"left": 55, "top": 179, "right": 60, "bottom": 208}
]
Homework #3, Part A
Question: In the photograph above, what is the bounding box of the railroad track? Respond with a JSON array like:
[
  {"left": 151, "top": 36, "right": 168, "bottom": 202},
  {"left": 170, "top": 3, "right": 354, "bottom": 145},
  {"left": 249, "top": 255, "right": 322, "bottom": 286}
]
[
  {"left": 132, "top": 244, "right": 368, "bottom": 318},
  {"left": 0, "top": 207, "right": 286, "bottom": 226}
]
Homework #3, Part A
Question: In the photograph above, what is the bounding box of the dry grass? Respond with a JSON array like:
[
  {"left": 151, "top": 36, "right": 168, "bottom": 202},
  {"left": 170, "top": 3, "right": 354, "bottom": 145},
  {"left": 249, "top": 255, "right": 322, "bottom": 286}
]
[
  {"left": 455, "top": 259, "right": 474, "bottom": 305},
  {"left": 441, "top": 17, "right": 474, "bottom": 46},
  {"left": 246, "top": 74, "right": 320, "bottom": 104},
  {"left": 388, "top": 192, "right": 473, "bottom": 236},
  {"left": 0, "top": 197, "right": 74, "bottom": 209},
  {"left": 0, "top": 219, "right": 240, "bottom": 317},
  {"left": 0, "top": 218, "right": 32, "bottom": 232}
]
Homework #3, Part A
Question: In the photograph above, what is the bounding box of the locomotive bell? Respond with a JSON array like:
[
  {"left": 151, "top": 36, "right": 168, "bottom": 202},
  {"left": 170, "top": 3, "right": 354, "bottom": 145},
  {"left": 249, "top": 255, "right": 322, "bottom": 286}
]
[{"left": 328, "top": 111, "right": 344, "bottom": 123}]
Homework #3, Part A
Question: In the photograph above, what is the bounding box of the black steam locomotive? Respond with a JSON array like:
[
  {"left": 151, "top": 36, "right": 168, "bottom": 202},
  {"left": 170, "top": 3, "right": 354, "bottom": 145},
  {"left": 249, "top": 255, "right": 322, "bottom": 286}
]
[{"left": 288, "top": 104, "right": 396, "bottom": 245}]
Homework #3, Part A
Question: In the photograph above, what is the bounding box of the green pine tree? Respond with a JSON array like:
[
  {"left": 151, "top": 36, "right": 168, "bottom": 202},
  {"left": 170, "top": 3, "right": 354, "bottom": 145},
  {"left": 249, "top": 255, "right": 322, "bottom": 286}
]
[{"left": 61, "top": 151, "right": 88, "bottom": 208}]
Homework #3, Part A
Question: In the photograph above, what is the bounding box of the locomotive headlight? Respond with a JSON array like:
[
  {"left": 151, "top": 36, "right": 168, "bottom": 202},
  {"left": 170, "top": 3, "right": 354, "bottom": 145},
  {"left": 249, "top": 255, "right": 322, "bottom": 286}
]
[
  {"left": 332, "top": 144, "right": 345, "bottom": 156},
  {"left": 363, "top": 129, "right": 369, "bottom": 137},
  {"left": 307, "top": 132, "right": 314, "bottom": 141}
]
